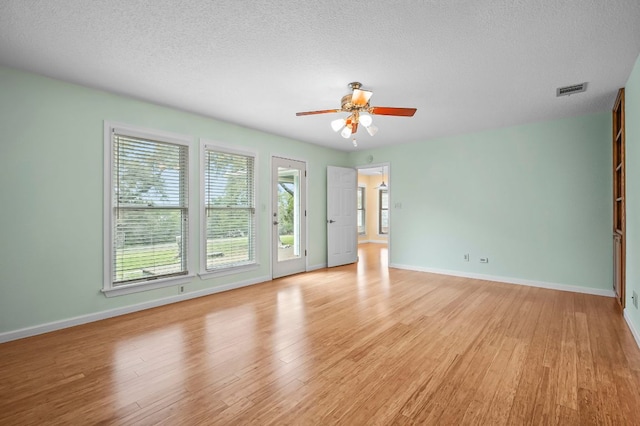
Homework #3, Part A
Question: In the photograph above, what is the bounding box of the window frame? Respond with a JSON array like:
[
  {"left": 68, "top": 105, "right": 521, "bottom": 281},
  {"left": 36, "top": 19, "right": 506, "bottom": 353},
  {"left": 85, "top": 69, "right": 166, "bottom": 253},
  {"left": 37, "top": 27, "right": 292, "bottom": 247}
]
[
  {"left": 103, "top": 121, "right": 195, "bottom": 297},
  {"left": 357, "top": 186, "right": 366, "bottom": 235},
  {"left": 378, "top": 188, "right": 389, "bottom": 235},
  {"left": 199, "top": 140, "right": 259, "bottom": 277}
]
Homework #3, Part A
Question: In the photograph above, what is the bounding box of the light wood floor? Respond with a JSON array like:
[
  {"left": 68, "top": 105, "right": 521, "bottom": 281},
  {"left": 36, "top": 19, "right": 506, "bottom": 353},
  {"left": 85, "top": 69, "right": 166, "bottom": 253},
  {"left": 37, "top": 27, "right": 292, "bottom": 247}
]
[{"left": 2, "top": 244, "right": 640, "bottom": 425}]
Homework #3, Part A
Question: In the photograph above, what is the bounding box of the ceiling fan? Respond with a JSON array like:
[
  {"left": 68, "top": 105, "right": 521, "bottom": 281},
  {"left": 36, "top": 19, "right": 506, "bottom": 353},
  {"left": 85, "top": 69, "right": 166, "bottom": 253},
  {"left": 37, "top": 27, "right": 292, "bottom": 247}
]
[{"left": 296, "top": 82, "right": 417, "bottom": 146}]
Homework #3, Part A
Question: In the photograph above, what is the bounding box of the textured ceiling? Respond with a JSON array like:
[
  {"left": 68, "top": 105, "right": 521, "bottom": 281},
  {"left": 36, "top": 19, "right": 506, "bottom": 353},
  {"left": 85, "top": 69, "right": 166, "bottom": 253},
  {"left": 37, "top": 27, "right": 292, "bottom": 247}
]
[{"left": 1, "top": 1, "right": 639, "bottom": 151}]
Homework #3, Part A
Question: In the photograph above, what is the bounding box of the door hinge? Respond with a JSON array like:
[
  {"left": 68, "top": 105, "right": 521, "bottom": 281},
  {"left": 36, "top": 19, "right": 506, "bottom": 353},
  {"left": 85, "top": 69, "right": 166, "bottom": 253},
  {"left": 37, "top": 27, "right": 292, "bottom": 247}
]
[
  {"left": 305, "top": 170, "right": 307, "bottom": 177},
  {"left": 305, "top": 210, "right": 307, "bottom": 217},
  {"left": 305, "top": 249, "right": 307, "bottom": 256}
]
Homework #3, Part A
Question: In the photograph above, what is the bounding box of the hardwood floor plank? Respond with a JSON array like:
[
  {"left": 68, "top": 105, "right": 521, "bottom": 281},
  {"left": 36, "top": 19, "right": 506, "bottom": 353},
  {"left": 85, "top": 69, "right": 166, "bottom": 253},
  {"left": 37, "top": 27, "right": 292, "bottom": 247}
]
[
  {"left": 505, "top": 290, "right": 556, "bottom": 425},
  {"left": 557, "top": 296, "right": 579, "bottom": 411},
  {"left": 575, "top": 310, "right": 597, "bottom": 391},
  {"left": 462, "top": 338, "right": 518, "bottom": 425},
  {"left": 407, "top": 327, "right": 505, "bottom": 423},
  {"left": 480, "top": 340, "right": 529, "bottom": 426}
]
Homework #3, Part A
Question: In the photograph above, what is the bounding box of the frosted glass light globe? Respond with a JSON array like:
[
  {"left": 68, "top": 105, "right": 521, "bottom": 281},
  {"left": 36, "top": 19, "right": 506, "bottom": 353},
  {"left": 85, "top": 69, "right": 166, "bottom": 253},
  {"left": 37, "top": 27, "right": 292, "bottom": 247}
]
[{"left": 359, "top": 114, "right": 373, "bottom": 127}]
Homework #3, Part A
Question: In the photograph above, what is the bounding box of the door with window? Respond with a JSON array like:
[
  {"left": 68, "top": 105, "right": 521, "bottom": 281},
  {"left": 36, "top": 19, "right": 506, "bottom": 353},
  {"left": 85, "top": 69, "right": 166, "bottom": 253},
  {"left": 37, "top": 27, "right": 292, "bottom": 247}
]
[{"left": 272, "top": 157, "right": 307, "bottom": 278}]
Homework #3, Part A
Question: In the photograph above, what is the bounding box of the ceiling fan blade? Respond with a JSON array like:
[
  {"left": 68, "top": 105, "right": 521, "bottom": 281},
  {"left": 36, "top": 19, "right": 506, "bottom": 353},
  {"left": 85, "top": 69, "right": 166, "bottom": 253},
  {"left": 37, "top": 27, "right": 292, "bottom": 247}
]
[
  {"left": 295, "top": 109, "right": 341, "bottom": 116},
  {"left": 369, "top": 107, "right": 417, "bottom": 117},
  {"left": 351, "top": 89, "right": 372, "bottom": 107}
]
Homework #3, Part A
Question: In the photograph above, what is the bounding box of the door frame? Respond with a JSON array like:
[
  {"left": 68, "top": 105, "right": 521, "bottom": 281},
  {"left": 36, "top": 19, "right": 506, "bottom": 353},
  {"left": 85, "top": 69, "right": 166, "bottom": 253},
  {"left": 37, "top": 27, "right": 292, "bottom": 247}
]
[
  {"left": 356, "top": 161, "right": 391, "bottom": 266},
  {"left": 271, "top": 155, "right": 308, "bottom": 279}
]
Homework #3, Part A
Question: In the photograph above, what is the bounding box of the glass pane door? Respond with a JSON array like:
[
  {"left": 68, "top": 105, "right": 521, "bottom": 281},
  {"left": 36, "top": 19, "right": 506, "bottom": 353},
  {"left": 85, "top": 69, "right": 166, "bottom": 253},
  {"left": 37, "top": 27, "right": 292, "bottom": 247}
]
[
  {"left": 277, "top": 167, "right": 301, "bottom": 262},
  {"left": 272, "top": 157, "right": 306, "bottom": 278}
]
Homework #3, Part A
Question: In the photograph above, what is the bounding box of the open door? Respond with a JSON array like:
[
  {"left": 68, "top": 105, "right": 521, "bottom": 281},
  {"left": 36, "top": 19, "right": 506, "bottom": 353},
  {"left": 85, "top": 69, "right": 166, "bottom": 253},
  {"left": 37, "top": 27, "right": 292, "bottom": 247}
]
[
  {"left": 613, "top": 88, "right": 625, "bottom": 307},
  {"left": 327, "top": 166, "right": 357, "bottom": 267}
]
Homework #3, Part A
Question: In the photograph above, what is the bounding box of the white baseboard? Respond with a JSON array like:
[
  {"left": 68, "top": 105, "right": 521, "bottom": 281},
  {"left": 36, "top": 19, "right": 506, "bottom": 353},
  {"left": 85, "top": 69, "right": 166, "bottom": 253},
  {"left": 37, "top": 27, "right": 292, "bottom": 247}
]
[
  {"left": 624, "top": 309, "right": 640, "bottom": 349},
  {"left": 389, "top": 263, "right": 615, "bottom": 298},
  {"left": 0, "top": 275, "right": 270, "bottom": 344}
]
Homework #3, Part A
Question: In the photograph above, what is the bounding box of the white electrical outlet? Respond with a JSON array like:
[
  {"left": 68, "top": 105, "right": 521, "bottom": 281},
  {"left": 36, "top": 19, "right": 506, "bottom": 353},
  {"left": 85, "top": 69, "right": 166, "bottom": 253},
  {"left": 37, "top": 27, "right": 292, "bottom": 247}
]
[{"left": 464, "top": 254, "right": 469, "bottom": 262}]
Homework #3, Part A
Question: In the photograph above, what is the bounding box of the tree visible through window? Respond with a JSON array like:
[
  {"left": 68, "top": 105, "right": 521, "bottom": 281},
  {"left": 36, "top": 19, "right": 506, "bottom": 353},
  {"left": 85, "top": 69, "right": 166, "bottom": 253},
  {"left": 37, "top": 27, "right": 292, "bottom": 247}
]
[
  {"left": 379, "top": 189, "right": 389, "bottom": 234},
  {"left": 203, "top": 146, "right": 256, "bottom": 271}
]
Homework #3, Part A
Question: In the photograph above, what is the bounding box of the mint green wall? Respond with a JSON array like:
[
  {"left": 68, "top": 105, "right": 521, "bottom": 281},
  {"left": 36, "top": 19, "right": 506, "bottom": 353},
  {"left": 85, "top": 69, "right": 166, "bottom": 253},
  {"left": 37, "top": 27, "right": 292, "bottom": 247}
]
[
  {"left": 625, "top": 54, "right": 640, "bottom": 332},
  {"left": 0, "top": 66, "right": 349, "bottom": 333},
  {"left": 350, "top": 112, "right": 612, "bottom": 290}
]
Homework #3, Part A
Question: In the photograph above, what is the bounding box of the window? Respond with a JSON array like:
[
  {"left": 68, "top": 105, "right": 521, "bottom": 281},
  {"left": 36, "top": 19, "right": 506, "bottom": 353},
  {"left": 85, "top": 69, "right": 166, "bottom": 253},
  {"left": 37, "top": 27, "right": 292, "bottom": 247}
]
[
  {"left": 379, "top": 189, "right": 389, "bottom": 234},
  {"left": 104, "top": 122, "right": 193, "bottom": 296},
  {"left": 202, "top": 143, "right": 257, "bottom": 273},
  {"left": 357, "top": 186, "right": 366, "bottom": 234}
]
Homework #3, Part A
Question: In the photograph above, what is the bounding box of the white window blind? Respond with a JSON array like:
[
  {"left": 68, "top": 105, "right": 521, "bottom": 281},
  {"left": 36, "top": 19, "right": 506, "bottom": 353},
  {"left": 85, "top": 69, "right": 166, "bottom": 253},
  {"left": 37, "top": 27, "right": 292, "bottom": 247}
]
[
  {"left": 111, "top": 133, "right": 189, "bottom": 285},
  {"left": 204, "top": 148, "right": 256, "bottom": 271}
]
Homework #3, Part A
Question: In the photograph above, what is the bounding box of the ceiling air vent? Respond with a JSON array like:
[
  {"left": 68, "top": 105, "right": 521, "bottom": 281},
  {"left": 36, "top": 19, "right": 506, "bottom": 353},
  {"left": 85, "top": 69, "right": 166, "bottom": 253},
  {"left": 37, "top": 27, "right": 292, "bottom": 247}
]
[{"left": 556, "top": 82, "right": 587, "bottom": 97}]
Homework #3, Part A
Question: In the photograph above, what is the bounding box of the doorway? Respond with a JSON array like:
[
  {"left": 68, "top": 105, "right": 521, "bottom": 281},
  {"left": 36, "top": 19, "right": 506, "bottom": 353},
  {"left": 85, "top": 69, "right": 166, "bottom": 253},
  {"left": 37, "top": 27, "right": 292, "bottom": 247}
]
[
  {"left": 356, "top": 163, "right": 390, "bottom": 262},
  {"left": 272, "top": 156, "right": 307, "bottom": 279}
]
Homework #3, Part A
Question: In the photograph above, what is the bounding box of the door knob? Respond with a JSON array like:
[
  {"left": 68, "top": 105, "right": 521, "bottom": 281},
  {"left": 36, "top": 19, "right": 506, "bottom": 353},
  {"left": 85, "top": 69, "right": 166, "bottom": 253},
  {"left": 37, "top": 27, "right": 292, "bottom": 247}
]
[{"left": 328, "top": 219, "right": 335, "bottom": 224}]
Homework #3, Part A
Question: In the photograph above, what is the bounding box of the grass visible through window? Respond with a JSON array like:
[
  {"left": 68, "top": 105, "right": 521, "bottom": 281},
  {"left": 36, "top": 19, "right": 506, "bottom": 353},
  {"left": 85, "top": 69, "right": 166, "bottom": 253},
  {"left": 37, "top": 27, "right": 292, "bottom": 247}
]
[
  {"left": 279, "top": 235, "right": 294, "bottom": 246},
  {"left": 115, "top": 236, "right": 263, "bottom": 281}
]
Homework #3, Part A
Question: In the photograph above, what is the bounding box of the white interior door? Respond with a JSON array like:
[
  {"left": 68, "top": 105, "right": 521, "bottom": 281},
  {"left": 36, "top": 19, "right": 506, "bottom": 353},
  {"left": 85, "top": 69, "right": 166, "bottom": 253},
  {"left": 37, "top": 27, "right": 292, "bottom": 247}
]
[
  {"left": 272, "top": 157, "right": 307, "bottom": 279},
  {"left": 327, "top": 166, "right": 357, "bottom": 267}
]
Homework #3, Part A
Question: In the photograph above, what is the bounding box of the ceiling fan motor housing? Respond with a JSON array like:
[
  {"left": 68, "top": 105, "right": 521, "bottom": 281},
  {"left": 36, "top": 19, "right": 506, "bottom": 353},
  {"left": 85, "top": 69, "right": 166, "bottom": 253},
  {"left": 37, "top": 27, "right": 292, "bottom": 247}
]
[{"left": 341, "top": 94, "right": 366, "bottom": 112}]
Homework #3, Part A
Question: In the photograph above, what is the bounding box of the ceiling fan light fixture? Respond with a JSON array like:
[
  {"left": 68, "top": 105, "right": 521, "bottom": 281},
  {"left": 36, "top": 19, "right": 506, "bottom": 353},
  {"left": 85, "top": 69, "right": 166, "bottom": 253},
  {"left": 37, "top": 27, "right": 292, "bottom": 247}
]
[
  {"left": 359, "top": 114, "right": 373, "bottom": 127},
  {"left": 366, "top": 125, "right": 378, "bottom": 136},
  {"left": 331, "top": 118, "right": 345, "bottom": 132},
  {"left": 341, "top": 126, "right": 352, "bottom": 138}
]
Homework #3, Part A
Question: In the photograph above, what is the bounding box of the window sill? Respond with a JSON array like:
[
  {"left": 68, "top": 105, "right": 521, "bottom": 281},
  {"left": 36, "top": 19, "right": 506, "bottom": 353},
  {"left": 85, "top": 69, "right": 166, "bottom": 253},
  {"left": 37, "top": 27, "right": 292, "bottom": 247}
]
[
  {"left": 199, "top": 263, "right": 259, "bottom": 279},
  {"left": 102, "top": 274, "right": 195, "bottom": 297}
]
